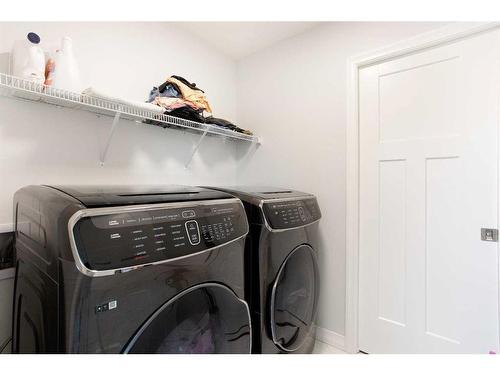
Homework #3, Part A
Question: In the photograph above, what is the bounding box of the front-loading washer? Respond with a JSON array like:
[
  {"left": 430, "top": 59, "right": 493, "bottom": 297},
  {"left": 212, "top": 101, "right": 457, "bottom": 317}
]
[
  {"left": 204, "top": 186, "right": 321, "bottom": 354},
  {"left": 12, "top": 185, "right": 251, "bottom": 353}
]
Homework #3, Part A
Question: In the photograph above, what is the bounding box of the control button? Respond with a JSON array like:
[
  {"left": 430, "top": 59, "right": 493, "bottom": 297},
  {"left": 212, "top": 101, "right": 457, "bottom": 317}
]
[
  {"left": 185, "top": 220, "right": 201, "bottom": 245},
  {"left": 108, "top": 220, "right": 120, "bottom": 226},
  {"left": 298, "top": 207, "right": 307, "bottom": 222},
  {"left": 110, "top": 233, "right": 121, "bottom": 239},
  {"left": 182, "top": 210, "right": 196, "bottom": 219}
]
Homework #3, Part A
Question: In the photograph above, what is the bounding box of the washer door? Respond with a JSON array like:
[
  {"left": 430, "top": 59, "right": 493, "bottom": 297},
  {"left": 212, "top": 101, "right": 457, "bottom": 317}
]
[
  {"left": 270, "top": 244, "right": 320, "bottom": 352},
  {"left": 123, "top": 283, "right": 251, "bottom": 354}
]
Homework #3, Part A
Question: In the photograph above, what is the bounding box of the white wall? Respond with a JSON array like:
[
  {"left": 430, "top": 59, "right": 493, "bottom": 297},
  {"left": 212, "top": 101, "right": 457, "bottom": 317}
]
[
  {"left": 236, "top": 22, "right": 449, "bottom": 339},
  {"left": 0, "top": 22, "right": 243, "bottom": 228}
]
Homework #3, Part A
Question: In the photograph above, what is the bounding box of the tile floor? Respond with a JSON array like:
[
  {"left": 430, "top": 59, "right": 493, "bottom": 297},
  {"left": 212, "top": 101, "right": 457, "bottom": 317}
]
[{"left": 312, "top": 340, "right": 347, "bottom": 354}]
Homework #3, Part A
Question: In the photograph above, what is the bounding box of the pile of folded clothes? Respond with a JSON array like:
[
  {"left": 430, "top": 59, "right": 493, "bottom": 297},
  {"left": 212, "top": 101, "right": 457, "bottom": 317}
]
[{"left": 147, "top": 75, "right": 253, "bottom": 135}]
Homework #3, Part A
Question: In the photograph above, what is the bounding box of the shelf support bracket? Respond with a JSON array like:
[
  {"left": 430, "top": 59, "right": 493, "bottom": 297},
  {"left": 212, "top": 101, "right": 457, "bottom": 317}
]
[
  {"left": 237, "top": 137, "right": 261, "bottom": 169},
  {"left": 100, "top": 111, "right": 121, "bottom": 166},
  {"left": 248, "top": 137, "right": 261, "bottom": 156},
  {"left": 185, "top": 129, "right": 208, "bottom": 168}
]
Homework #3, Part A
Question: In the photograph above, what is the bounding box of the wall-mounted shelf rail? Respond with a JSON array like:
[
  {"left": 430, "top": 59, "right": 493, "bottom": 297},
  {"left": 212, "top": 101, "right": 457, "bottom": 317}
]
[{"left": 0, "top": 73, "right": 260, "bottom": 166}]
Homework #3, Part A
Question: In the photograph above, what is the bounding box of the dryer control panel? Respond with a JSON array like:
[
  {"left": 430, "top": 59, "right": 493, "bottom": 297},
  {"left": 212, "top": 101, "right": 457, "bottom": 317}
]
[
  {"left": 262, "top": 197, "right": 321, "bottom": 230},
  {"left": 71, "top": 200, "right": 248, "bottom": 271}
]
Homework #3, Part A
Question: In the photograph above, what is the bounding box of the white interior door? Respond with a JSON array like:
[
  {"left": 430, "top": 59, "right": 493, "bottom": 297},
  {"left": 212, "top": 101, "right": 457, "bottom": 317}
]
[{"left": 358, "top": 29, "right": 500, "bottom": 354}]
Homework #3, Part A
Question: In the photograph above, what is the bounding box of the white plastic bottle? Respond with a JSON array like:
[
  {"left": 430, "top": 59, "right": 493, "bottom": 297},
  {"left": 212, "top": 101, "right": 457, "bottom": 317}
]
[
  {"left": 51, "top": 37, "right": 82, "bottom": 92},
  {"left": 11, "top": 32, "right": 45, "bottom": 84}
]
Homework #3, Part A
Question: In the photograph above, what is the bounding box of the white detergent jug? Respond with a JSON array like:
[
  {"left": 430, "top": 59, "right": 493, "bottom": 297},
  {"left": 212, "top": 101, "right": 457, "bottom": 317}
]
[
  {"left": 11, "top": 32, "right": 45, "bottom": 84},
  {"left": 51, "top": 37, "right": 81, "bottom": 92}
]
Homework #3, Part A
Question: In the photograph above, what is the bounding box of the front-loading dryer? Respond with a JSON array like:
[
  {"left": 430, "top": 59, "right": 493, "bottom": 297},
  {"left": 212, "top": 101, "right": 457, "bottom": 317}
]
[
  {"left": 12, "top": 185, "right": 251, "bottom": 353},
  {"left": 204, "top": 186, "right": 321, "bottom": 354}
]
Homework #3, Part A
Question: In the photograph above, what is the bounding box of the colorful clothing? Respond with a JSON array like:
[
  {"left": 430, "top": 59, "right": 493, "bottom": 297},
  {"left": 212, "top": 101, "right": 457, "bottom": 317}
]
[
  {"left": 153, "top": 96, "right": 201, "bottom": 112},
  {"left": 167, "top": 76, "right": 213, "bottom": 113}
]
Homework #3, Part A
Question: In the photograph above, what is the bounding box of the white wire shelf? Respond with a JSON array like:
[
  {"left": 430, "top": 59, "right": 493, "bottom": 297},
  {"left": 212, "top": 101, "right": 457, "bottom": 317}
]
[
  {"left": 0, "top": 73, "right": 260, "bottom": 167},
  {"left": 0, "top": 73, "right": 258, "bottom": 142}
]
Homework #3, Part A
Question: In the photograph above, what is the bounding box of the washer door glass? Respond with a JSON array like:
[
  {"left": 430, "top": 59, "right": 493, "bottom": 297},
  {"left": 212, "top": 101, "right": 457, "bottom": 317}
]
[
  {"left": 123, "top": 283, "right": 251, "bottom": 354},
  {"left": 270, "top": 244, "right": 319, "bottom": 352}
]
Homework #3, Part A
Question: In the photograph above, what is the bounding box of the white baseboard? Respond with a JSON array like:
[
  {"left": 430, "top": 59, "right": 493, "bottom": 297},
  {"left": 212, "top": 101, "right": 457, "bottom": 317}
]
[{"left": 316, "top": 326, "right": 345, "bottom": 351}]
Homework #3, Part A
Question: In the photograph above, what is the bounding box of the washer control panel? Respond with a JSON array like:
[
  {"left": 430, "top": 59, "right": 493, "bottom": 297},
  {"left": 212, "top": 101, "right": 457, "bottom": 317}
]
[
  {"left": 72, "top": 200, "right": 247, "bottom": 271},
  {"left": 262, "top": 197, "right": 321, "bottom": 230}
]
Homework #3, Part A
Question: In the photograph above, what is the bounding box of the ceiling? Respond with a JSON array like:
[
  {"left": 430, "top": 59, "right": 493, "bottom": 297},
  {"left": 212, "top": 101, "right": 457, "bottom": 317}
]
[{"left": 175, "top": 22, "right": 321, "bottom": 60}]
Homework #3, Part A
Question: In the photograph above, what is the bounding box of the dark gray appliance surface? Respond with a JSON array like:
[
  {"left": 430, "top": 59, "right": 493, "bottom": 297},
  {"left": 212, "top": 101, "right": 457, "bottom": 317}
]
[
  {"left": 0, "top": 267, "right": 15, "bottom": 354},
  {"left": 204, "top": 186, "right": 314, "bottom": 204},
  {"left": 0, "top": 231, "right": 14, "bottom": 354},
  {"left": 47, "top": 184, "right": 233, "bottom": 207},
  {"left": 203, "top": 186, "right": 321, "bottom": 228},
  {"left": 0, "top": 232, "right": 13, "bottom": 270},
  {"left": 12, "top": 185, "right": 252, "bottom": 354},
  {"left": 204, "top": 186, "right": 321, "bottom": 354}
]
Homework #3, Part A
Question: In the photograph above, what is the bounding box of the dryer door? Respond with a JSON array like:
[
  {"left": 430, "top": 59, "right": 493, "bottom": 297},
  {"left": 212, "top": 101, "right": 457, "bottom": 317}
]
[
  {"left": 270, "top": 244, "right": 320, "bottom": 352},
  {"left": 123, "top": 283, "right": 251, "bottom": 354}
]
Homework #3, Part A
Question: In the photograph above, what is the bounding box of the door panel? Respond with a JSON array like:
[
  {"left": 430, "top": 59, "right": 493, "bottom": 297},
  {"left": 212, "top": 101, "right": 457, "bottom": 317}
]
[
  {"left": 123, "top": 283, "right": 251, "bottom": 354},
  {"left": 378, "top": 160, "right": 407, "bottom": 327},
  {"left": 425, "top": 156, "right": 462, "bottom": 343},
  {"left": 359, "top": 30, "right": 500, "bottom": 353},
  {"left": 379, "top": 56, "right": 460, "bottom": 142}
]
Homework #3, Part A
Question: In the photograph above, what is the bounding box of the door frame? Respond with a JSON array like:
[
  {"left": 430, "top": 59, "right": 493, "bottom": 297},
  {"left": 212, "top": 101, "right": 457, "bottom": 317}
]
[{"left": 345, "top": 22, "right": 500, "bottom": 354}]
